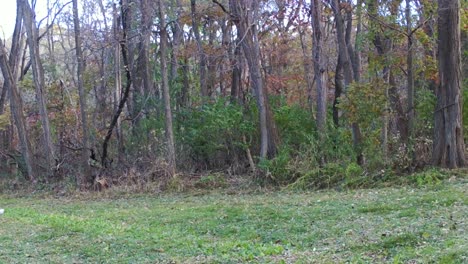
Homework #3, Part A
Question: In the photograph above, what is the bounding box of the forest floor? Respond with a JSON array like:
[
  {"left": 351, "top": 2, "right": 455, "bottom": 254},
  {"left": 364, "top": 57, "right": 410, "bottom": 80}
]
[{"left": 0, "top": 179, "right": 466, "bottom": 263}]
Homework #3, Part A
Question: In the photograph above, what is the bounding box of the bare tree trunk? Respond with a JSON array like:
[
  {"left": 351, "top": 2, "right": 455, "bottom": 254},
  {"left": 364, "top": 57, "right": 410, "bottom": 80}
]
[
  {"left": 311, "top": 0, "right": 327, "bottom": 132},
  {"left": 123, "top": 0, "right": 137, "bottom": 123},
  {"left": 206, "top": 19, "right": 217, "bottom": 98},
  {"left": 21, "top": 0, "right": 56, "bottom": 176},
  {"left": 191, "top": 0, "right": 208, "bottom": 99},
  {"left": 406, "top": 0, "right": 415, "bottom": 151},
  {"left": 181, "top": 57, "right": 190, "bottom": 107},
  {"left": 333, "top": 52, "right": 343, "bottom": 127},
  {"left": 432, "top": 0, "right": 465, "bottom": 168},
  {"left": 72, "top": 0, "right": 92, "bottom": 187},
  {"left": 230, "top": 24, "right": 243, "bottom": 104},
  {"left": 171, "top": 0, "right": 184, "bottom": 108},
  {"left": 352, "top": 0, "right": 363, "bottom": 82},
  {"left": 112, "top": 3, "right": 124, "bottom": 163},
  {"left": 133, "top": 0, "right": 154, "bottom": 126},
  {"left": 0, "top": 52, "right": 35, "bottom": 181},
  {"left": 158, "top": 0, "right": 176, "bottom": 176},
  {"left": 220, "top": 19, "right": 230, "bottom": 97},
  {"left": 299, "top": 28, "right": 314, "bottom": 112},
  {"left": 230, "top": 0, "right": 279, "bottom": 159},
  {"left": 101, "top": 0, "right": 133, "bottom": 167},
  {"left": 96, "top": 0, "right": 110, "bottom": 129},
  {"left": 0, "top": 78, "right": 7, "bottom": 116},
  {"left": 0, "top": 3, "right": 34, "bottom": 181},
  {"left": 332, "top": 0, "right": 363, "bottom": 165},
  {"left": 140, "top": 0, "right": 154, "bottom": 98}
]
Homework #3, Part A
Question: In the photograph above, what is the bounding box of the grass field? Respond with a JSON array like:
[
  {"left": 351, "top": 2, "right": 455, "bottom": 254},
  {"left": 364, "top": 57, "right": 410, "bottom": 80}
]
[{"left": 0, "top": 180, "right": 466, "bottom": 263}]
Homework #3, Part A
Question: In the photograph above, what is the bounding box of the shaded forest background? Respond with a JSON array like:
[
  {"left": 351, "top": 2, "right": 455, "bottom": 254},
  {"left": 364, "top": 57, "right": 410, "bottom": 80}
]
[{"left": 0, "top": 0, "right": 466, "bottom": 191}]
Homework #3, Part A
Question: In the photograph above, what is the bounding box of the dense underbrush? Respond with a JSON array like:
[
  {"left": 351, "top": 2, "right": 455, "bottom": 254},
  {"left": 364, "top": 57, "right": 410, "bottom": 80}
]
[{"left": 1, "top": 90, "right": 466, "bottom": 194}]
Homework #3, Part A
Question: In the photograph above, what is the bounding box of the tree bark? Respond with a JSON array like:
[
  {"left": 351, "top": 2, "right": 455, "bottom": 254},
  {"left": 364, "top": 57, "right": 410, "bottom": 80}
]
[
  {"left": 123, "top": 0, "right": 137, "bottom": 123},
  {"left": 230, "top": 23, "right": 243, "bottom": 104},
  {"left": 230, "top": 0, "right": 279, "bottom": 159},
  {"left": 299, "top": 27, "right": 314, "bottom": 112},
  {"left": 21, "top": 0, "right": 56, "bottom": 176},
  {"left": 432, "top": 0, "right": 465, "bottom": 168},
  {"left": 311, "top": 0, "right": 327, "bottom": 132},
  {"left": 171, "top": 0, "right": 185, "bottom": 108},
  {"left": 207, "top": 19, "right": 217, "bottom": 98},
  {"left": 133, "top": 0, "right": 154, "bottom": 125},
  {"left": 333, "top": 52, "right": 343, "bottom": 127},
  {"left": 332, "top": 0, "right": 363, "bottom": 165},
  {"left": 101, "top": 0, "right": 133, "bottom": 167},
  {"left": 158, "top": 0, "right": 177, "bottom": 176},
  {"left": 191, "top": 0, "right": 209, "bottom": 99},
  {"left": 72, "top": 0, "right": 92, "bottom": 187},
  {"left": 406, "top": 0, "right": 415, "bottom": 144},
  {"left": 0, "top": 2, "right": 35, "bottom": 181}
]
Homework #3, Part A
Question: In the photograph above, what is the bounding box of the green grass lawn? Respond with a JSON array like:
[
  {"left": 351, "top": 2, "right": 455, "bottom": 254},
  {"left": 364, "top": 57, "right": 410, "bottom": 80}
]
[{"left": 0, "top": 180, "right": 466, "bottom": 263}]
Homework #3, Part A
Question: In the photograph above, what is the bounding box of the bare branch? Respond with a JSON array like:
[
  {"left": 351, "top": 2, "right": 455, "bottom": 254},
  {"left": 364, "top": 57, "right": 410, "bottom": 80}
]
[{"left": 212, "top": 0, "right": 230, "bottom": 16}]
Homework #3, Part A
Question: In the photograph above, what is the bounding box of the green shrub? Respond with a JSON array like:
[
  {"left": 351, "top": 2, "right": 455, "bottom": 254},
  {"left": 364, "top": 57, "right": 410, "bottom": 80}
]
[
  {"left": 274, "top": 103, "right": 316, "bottom": 147},
  {"left": 258, "top": 147, "right": 292, "bottom": 184},
  {"left": 410, "top": 168, "right": 445, "bottom": 187},
  {"left": 176, "top": 99, "right": 255, "bottom": 170},
  {"left": 415, "top": 88, "right": 436, "bottom": 137}
]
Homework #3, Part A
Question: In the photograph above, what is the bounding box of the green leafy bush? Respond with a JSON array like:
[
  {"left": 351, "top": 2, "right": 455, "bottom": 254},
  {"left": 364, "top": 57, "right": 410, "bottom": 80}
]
[
  {"left": 176, "top": 99, "right": 255, "bottom": 170},
  {"left": 274, "top": 103, "right": 316, "bottom": 147},
  {"left": 415, "top": 88, "right": 437, "bottom": 136},
  {"left": 338, "top": 80, "right": 387, "bottom": 130}
]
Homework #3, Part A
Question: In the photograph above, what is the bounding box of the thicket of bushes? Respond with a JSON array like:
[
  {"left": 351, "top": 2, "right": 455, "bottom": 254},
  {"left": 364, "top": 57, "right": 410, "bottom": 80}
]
[
  {"left": 108, "top": 82, "right": 452, "bottom": 190},
  {"left": 2, "top": 81, "right": 466, "bottom": 193}
]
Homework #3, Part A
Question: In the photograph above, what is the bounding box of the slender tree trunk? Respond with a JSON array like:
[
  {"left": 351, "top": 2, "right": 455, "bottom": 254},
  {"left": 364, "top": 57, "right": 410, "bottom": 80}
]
[
  {"left": 171, "top": 0, "right": 184, "bottom": 108},
  {"left": 353, "top": 0, "right": 363, "bottom": 82},
  {"left": 220, "top": 20, "right": 230, "bottom": 97},
  {"left": 182, "top": 57, "right": 190, "bottom": 107},
  {"left": 191, "top": 0, "right": 208, "bottom": 99},
  {"left": 432, "top": 0, "right": 465, "bottom": 168},
  {"left": 0, "top": 3, "right": 34, "bottom": 181},
  {"left": 140, "top": 0, "right": 153, "bottom": 98},
  {"left": 101, "top": 0, "right": 133, "bottom": 166},
  {"left": 0, "top": 52, "right": 35, "bottom": 181},
  {"left": 112, "top": 3, "right": 124, "bottom": 162},
  {"left": 21, "top": 0, "right": 55, "bottom": 176},
  {"left": 299, "top": 28, "right": 314, "bottom": 112},
  {"left": 0, "top": 79, "right": 7, "bottom": 116},
  {"left": 332, "top": 0, "right": 363, "bottom": 165},
  {"left": 72, "top": 0, "right": 92, "bottom": 187},
  {"left": 333, "top": 52, "right": 343, "bottom": 127},
  {"left": 311, "top": 0, "right": 327, "bottom": 132},
  {"left": 133, "top": 0, "right": 153, "bottom": 126},
  {"left": 207, "top": 20, "right": 217, "bottom": 98},
  {"left": 124, "top": 0, "right": 137, "bottom": 122},
  {"left": 96, "top": 0, "right": 110, "bottom": 130},
  {"left": 406, "top": 0, "right": 415, "bottom": 147},
  {"left": 158, "top": 0, "right": 176, "bottom": 176},
  {"left": 230, "top": 0, "right": 279, "bottom": 159},
  {"left": 230, "top": 25, "right": 243, "bottom": 104}
]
